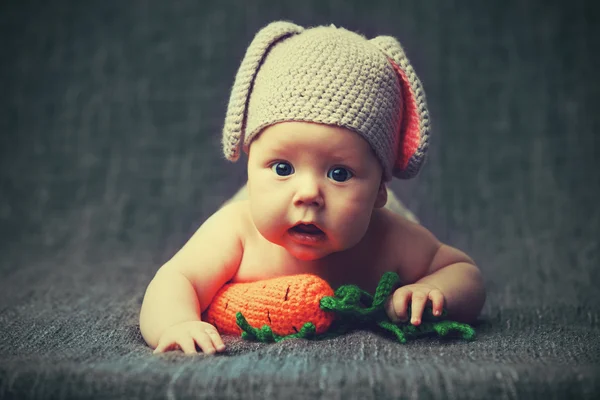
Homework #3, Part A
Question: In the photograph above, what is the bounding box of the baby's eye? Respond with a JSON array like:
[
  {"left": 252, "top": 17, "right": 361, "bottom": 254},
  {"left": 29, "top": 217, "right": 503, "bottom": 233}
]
[
  {"left": 271, "top": 162, "right": 294, "bottom": 176},
  {"left": 327, "top": 167, "right": 353, "bottom": 182}
]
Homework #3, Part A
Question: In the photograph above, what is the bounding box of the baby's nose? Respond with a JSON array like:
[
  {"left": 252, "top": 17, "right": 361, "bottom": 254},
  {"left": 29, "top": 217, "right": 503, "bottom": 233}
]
[{"left": 293, "top": 178, "right": 323, "bottom": 207}]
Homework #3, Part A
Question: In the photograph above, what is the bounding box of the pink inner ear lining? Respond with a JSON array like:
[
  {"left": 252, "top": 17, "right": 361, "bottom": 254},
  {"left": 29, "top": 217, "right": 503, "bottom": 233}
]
[{"left": 388, "top": 59, "right": 420, "bottom": 171}]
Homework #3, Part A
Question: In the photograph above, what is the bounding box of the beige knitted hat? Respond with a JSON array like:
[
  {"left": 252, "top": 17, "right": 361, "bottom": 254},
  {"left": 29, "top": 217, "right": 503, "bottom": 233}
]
[{"left": 222, "top": 21, "right": 430, "bottom": 181}]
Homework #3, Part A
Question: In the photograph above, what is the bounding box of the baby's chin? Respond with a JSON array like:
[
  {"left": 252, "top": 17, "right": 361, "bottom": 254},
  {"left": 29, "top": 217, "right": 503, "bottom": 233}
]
[
  {"left": 260, "top": 228, "right": 343, "bottom": 262},
  {"left": 286, "top": 248, "right": 328, "bottom": 262},
  {"left": 282, "top": 241, "right": 345, "bottom": 263}
]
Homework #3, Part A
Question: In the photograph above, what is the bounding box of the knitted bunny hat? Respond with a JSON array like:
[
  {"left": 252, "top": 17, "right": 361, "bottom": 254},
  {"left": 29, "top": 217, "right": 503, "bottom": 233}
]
[{"left": 222, "top": 21, "right": 430, "bottom": 181}]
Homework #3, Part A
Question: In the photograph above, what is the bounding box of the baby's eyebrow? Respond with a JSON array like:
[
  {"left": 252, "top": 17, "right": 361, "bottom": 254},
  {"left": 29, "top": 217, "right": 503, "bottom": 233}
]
[
  {"left": 263, "top": 145, "right": 293, "bottom": 158},
  {"left": 264, "top": 140, "right": 364, "bottom": 163},
  {"left": 322, "top": 147, "right": 366, "bottom": 163},
  {"left": 266, "top": 144, "right": 290, "bottom": 153},
  {"left": 329, "top": 151, "right": 366, "bottom": 163}
]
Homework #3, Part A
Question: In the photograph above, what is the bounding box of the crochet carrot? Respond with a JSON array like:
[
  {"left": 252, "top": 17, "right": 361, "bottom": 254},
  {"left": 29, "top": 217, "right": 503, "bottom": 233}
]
[
  {"left": 203, "top": 272, "right": 476, "bottom": 343},
  {"left": 202, "top": 274, "right": 336, "bottom": 336}
]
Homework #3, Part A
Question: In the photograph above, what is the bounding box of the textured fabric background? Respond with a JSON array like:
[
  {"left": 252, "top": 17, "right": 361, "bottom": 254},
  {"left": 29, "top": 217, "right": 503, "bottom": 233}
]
[{"left": 1, "top": 0, "right": 599, "bottom": 399}]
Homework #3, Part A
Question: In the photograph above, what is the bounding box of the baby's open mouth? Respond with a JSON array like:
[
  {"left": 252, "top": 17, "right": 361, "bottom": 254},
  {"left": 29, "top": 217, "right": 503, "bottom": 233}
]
[
  {"left": 290, "top": 223, "right": 324, "bottom": 235},
  {"left": 288, "top": 223, "right": 326, "bottom": 244}
]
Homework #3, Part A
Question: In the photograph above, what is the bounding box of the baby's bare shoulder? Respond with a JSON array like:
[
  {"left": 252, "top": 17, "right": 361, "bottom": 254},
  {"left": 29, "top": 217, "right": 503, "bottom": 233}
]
[
  {"left": 376, "top": 208, "right": 437, "bottom": 243},
  {"left": 156, "top": 200, "right": 253, "bottom": 310},
  {"left": 215, "top": 198, "right": 250, "bottom": 224},
  {"left": 377, "top": 208, "right": 442, "bottom": 283},
  {"left": 162, "top": 201, "right": 249, "bottom": 278},
  {"left": 217, "top": 199, "right": 253, "bottom": 237}
]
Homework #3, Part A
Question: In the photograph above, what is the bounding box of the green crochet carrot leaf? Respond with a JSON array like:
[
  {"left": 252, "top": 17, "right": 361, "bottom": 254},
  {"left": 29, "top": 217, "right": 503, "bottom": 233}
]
[
  {"left": 203, "top": 272, "right": 475, "bottom": 344},
  {"left": 236, "top": 313, "right": 317, "bottom": 343}
]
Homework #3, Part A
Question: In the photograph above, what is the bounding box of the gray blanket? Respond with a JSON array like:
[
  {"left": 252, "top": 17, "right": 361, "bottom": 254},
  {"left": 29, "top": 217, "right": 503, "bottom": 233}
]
[{"left": 1, "top": 0, "right": 599, "bottom": 399}]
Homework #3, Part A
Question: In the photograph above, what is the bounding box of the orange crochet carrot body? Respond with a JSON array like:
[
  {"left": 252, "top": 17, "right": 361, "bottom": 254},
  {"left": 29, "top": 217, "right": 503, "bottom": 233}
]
[{"left": 202, "top": 274, "right": 335, "bottom": 336}]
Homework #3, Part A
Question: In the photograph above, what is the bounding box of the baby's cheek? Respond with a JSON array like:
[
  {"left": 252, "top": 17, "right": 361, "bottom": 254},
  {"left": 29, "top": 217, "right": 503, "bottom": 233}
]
[
  {"left": 333, "top": 205, "right": 372, "bottom": 246},
  {"left": 250, "top": 199, "right": 287, "bottom": 242}
]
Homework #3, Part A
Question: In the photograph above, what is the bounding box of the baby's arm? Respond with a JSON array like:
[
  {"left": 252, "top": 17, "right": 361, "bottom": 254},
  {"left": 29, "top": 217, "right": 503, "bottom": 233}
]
[
  {"left": 139, "top": 202, "right": 243, "bottom": 354},
  {"left": 385, "top": 215, "right": 486, "bottom": 325},
  {"left": 412, "top": 243, "right": 485, "bottom": 323}
]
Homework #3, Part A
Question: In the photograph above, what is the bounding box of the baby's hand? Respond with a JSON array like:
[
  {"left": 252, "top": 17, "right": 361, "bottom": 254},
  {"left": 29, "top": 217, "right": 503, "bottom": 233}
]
[
  {"left": 385, "top": 283, "right": 444, "bottom": 326},
  {"left": 153, "top": 321, "right": 226, "bottom": 355}
]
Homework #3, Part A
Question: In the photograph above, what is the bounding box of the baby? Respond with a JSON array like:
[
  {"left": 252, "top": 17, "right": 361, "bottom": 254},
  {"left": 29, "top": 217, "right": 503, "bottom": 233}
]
[{"left": 140, "top": 21, "right": 485, "bottom": 355}]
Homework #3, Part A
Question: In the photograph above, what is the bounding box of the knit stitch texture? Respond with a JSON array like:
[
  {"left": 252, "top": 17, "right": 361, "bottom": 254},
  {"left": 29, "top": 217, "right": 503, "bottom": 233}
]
[
  {"left": 203, "top": 272, "right": 476, "bottom": 344},
  {"left": 222, "top": 21, "right": 431, "bottom": 181},
  {"left": 202, "top": 274, "right": 335, "bottom": 336}
]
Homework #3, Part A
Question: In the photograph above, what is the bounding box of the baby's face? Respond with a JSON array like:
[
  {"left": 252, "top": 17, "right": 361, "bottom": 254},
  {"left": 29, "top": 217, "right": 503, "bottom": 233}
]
[{"left": 247, "top": 121, "right": 385, "bottom": 261}]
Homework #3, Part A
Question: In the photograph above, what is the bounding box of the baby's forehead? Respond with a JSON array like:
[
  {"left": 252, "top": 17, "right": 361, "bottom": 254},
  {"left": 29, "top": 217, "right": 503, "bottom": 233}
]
[
  {"left": 265, "top": 134, "right": 363, "bottom": 153},
  {"left": 253, "top": 122, "right": 375, "bottom": 156}
]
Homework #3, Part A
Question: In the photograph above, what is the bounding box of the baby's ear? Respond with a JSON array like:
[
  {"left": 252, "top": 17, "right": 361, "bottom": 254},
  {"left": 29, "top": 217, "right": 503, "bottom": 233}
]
[
  {"left": 222, "top": 21, "right": 304, "bottom": 162},
  {"left": 374, "top": 181, "right": 388, "bottom": 209}
]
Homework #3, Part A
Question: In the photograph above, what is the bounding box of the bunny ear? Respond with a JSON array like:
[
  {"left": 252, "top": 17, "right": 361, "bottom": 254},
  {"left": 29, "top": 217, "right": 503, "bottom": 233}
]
[
  {"left": 222, "top": 21, "right": 304, "bottom": 161},
  {"left": 370, "top": 36, "right": 431, "bottom": 179}
]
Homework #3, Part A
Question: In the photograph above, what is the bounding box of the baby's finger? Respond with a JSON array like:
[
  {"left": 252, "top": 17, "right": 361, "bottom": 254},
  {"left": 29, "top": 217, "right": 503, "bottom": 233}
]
[
  {"left": 206, "top": 328, "right": 226, "bottom": 352},
  {"left": 178, "top": 336, "right": 198, "bottom": 355},
  {"left": 192, "top": 330, "right": 217, "bottom": 355},
  {"left": 391, "top": 289, "right": 411, "bottom": 322},
  {"left": 385, "top": 295, "right": 399, "bottom": 322},
  {"left": 410, "top": 291, "right": 428, "bottom": 326},
  {"left": 428, "top": 289, "right": 445, "bottom": 316},
  {"left": 153, "top": 337, "right": 175, "bottom": 354}
]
